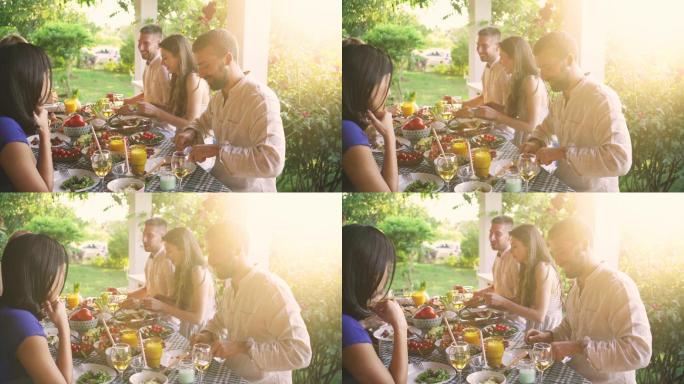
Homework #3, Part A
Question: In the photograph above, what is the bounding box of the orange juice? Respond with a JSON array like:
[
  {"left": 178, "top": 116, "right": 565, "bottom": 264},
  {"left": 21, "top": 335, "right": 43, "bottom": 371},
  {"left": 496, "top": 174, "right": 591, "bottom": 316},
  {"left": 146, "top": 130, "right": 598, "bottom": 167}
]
[
  {"left": 108, "top": 136, "right": 125, "bottom": 153},
  {"left": 66, "top": 293, "right": 80, "bottom": 309},
  {"left": 130, "top": 145, "right": 147, "bottom": 176},
  {"left": 484, "top": 336, "right": 505, "bottom": 368},
  {"left": 451, "top": 138, "right": 468, "bottom": 157},
  {"left": 144, "top": 337, "right": 163, "bottom": 368},
  {"left": 463, "top": 327, "right": 481, "bottom": 346},
  {"left": 472, "top": 148, "right": 492, "bottom": 179},
  {"left": 120, "top": 330, "right": 139, "bottom": 348}
]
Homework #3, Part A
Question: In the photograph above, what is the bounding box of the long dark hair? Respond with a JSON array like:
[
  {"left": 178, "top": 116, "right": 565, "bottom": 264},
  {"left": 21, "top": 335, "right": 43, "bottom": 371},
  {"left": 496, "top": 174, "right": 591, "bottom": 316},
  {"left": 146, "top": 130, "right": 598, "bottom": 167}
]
[
  {"left": 0, "top": 43, "right": 52, "bottom": 135},
  {"left": 342, "top": 224, "right": 396, "bottom": 320},
  {"left": 160, "top": 34, "right": 199, "bottom": 118},
  {"left": 0, "top": 233, "right": 69, "bottom": 320},
  {"left": 510, "top": 224, "right": 559, "bottom": 308},
  {"left": 162, "top": 227, "right": 207, "bottom": 310},
  {"left": 342, "top": 43, "right": 393, "bottom": 128},
  {"left": 499, "top": 37, "right": 540, "bottom": 119}
]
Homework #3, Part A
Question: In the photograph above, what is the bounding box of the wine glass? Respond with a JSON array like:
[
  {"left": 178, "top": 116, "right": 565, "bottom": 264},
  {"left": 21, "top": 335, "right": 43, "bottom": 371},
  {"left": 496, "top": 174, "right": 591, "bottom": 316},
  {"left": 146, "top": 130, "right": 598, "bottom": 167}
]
[
  {"left": 91, "top": 150, "right": 112, "bottom": 188},
  {"left": 447, "top": 341, "right": 470, "bottom": 383},
  {"left": 192, "top": 343, "right": 212, "bottom": 384},
  {"left": 110, "top": 343, "right": 131, "bottom": 380},
  {"left": 171, "top": 151, "right": 192, "bottom": 191},
  {"left": 434, "top": 153, "right": 457, "bottom": 187},
  {"left": 532, "top": 342, "right": 552, "bottom": 383},
  {"left": 213, "top": 328, "right": 230, "bottom": 364},
  {"left": 517, "top": 153, "right": 539, "bottom": 192}
]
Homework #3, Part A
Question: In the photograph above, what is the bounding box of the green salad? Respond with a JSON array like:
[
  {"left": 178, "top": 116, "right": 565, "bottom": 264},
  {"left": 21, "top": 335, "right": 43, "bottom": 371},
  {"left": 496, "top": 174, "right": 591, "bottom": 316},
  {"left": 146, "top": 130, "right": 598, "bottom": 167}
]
[
  {"left": 61, "top": 175, "right": 95, "bottom": 191},
  {"left": 416, "top": 368, "right": 450, "bottom": 383},
  {"left": 77, "top": 370, "right": 111, "bottom": 384},
  {"left": 404, "top": 180, "right": 438, "bottom": 192}
]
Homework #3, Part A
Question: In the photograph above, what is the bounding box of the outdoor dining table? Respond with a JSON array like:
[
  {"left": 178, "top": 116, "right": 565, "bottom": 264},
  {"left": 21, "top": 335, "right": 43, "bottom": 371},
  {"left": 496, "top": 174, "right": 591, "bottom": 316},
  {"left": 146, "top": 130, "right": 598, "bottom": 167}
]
[
  {"left": 376, "top": 328, "right": 591, "bottom": 383},
  {"left": 38, "top": 124, "right": 230, "bottom": 192},
  {"left": 375, "top": 138, "right": 574, "bottom": 192},
  {"left": 48, "top": 325, "right": 248, "bottom": 383}
]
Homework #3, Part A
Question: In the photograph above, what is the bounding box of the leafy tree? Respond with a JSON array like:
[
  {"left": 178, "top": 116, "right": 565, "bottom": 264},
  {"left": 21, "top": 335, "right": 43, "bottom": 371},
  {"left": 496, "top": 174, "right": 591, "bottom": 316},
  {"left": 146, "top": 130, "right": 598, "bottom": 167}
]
[
  {"left": 23, "top": 215, "right": 85, "bottom": 246},
  {"left": 364, "top": 23, "right": 424, "bottom": 71},
  {"left": 502, "top": 193, "right": 575, "bottom": 235},
  {"left": 343, "top": 0, "right": 431, "bottom": 38},
  {"left": 449, "top": 28, "right": 469, "bottom": 76},
  {"left": 343, "top": 193, "right": 435, "bottom": 226},
  {"left": 457, "top": 220, "right": 479, "bottom": 268},
  {"left": 378, "top": 215, "right": 435, "bottom": 262},
  {"left": 32, "top": 22, "right": 94, "bottom": 92},
  {"left": 104, "top": 221, "right": 128, "bottom": 269}
]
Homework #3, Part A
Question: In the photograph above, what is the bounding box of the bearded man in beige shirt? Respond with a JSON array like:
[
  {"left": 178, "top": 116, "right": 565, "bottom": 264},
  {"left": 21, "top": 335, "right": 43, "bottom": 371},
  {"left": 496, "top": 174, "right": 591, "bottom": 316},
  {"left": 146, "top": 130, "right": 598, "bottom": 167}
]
[
  {"left": 123, "top": 25, "right": 171, "bottom": 109},
  {"left": 526, "top": 218, "right": 652, "bottom": 384},
  {"left": 523, "top": 31, "right": 632, "bottom": 192},
  {"left": 445, "top": 27, "right": 513, "bottom": 139},
  {"left": 174, "top": 29, "right": 286, "bottom": 192},
  {"left": 123, "top": 217, "right": 175, "bottom": 307},
  {"left": 192, "top": 221, "right": 311, "bottom": 383}
]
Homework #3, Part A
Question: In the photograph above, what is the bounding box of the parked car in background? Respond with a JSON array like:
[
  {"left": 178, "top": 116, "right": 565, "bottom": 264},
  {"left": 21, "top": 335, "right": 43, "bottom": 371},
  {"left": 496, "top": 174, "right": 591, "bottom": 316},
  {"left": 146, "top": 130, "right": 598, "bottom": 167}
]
[
  {"left": 419, "top": 48, "right": 452, "bottom": 67},
  {"left": 426, "top": 241, "right": 460, "bottom": 261}
]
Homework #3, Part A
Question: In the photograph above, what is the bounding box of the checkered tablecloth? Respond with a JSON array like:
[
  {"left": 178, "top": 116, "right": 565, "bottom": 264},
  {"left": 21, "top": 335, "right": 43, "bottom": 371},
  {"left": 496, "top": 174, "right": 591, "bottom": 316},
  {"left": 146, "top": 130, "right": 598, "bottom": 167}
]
[
  {"left": 50, "top": 327, "right": 247, "bottom": 383},
  {"left": 377, "top": 329, "right": 590, "bottom": 383},
  {"left": 39, "top": 128, "right": 230, "bottom": 192},
  {"left": 376, "top": 138, "right": 574, "bottom": 192}
]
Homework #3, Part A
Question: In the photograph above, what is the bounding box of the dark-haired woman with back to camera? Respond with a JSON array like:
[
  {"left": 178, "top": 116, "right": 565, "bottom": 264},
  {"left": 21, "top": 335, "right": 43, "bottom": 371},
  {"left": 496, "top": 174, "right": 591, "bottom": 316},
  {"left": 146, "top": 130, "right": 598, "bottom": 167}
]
[
  {"left": 342, "top": 224, "right": 407, "bottom": 383},
  {"left": 0, "top": 43, "right": 55, "bottom": 191},
  {"left": 0, "top": 233, "right": 72, "bottom": 383},
  {"left": 342, "top": 44, "right": 398, "bottom": 192}
]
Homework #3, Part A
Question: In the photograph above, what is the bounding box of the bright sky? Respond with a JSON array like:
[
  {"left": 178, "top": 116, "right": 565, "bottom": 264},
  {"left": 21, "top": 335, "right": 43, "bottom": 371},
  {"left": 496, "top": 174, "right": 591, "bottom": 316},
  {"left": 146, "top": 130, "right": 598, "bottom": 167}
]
[
  {"left": 59, "top": 194, "right": 128, "bottom": 224},
  {"left": 78, "top": 0, "right": 134, "bottom": 30},
  {"left": 402, "top": 0, "right": 468, "bottom": 30}
]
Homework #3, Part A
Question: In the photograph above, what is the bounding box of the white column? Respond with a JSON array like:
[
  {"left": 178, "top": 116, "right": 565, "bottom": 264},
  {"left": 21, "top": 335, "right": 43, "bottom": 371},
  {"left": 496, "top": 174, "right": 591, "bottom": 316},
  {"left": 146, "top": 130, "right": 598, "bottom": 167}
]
[
  {"left": 227, "top": 0, "right": 272, "bottom": 84},
  {"left": 127, "top": 193, "right": 152, "bottom": 290},
  {"left": 477, "top": 192, "right": 501, "bottom": 289},
  {"left": 573, "top": 194, "right": 619, "bottom": 268},
  {"left": 133, "top": 0, "right": 158, "bottom": 94},
  {"left": 467, "top": 0, "right": 491, "bottom": 97},
  {"left": 561, "top": 0, "right": 608, "bottom": 82}
]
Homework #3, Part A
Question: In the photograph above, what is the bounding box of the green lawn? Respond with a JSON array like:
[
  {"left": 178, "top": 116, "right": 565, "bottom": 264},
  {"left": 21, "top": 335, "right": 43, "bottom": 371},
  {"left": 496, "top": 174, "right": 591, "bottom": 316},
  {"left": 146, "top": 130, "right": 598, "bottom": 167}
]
[
  {"left": 52, "top": 68, "right": 135, "bottom": 104},
  {"left": 393, "top": 262, "right": 478, "bottom": 296},
  {"left": 64, "top": 264, "right": 128, "bottom": 298},
  {"left": 390, "top": 71, "right": 469, "bottom": 106}
]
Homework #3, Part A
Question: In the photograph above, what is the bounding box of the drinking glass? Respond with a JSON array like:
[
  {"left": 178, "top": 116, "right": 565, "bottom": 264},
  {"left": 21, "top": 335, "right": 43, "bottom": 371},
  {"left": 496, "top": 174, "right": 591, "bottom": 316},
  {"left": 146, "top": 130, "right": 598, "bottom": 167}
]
[
  {"left": 91, "top": 150, "right": 112, "bottom": 187},
  {"left": 434, "top": 153, "right": 457, "bottom": 185},
  {"left": 532, "top": 342, "right": 553, "bottom": 383},
  {"left": 517, "top": 153, "right": 539, "bottom": 192},
  {"left": 484, "top": 336, "right": 505, "bottom": 369},
  {"left": 171, "top": 151, "right": 192, "bottom": 191},
  {"left": 447, "top": 341, "right": 470, "bottom": 383},
  {"left": 192, "top": 343, "right": 212, "bottom": 384},
  {"left": 517, "top": 357, "right": 536, "bottom": 384},
  {"left": 110, "top": 343, "right": 131, "bottom": 380},
  {"left": 213, "top": 328, "right": 230, "bottom": 364}
]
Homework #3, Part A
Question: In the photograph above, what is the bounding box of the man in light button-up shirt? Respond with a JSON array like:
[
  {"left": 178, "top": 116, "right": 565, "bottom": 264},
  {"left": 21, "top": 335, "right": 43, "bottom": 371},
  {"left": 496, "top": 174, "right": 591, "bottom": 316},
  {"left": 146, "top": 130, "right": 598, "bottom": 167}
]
[
  {"left": 523, "top": 32, "right": 632, "bottom": 192},
  {"left": 174, "top": 29, "right": 286, "bottom": 192},
  {"left": 526, "top": 218, "right": 651, "bottom": 384},
  {"left": 123, "top": 25, "right": 171, "bottom": 109},
  {"left": 192, "top": 221, "right": 311, "bottom": 383}
]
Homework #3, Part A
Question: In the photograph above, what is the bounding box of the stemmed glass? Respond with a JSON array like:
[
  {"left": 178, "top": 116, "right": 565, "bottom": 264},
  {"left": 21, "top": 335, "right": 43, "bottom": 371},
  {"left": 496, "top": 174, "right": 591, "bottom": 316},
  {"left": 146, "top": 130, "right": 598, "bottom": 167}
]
[
  {"left": 434, "top": 153, "right": 457, "bottom": 189},
  {"left": 171, "top": 151, "right": 192, "bottom": 191},
  {"left": 517, "top": 153, "right": 539, "bottom": 192},
  {"left": 447, "top": 341, "right": 470, "bottom": 383},
  {"left": 532, "top": 342, "right": 552, "bottom": 383},
  {"left": 213, "top": 328, "right": 230, "bottom": 364},
  {"left": 192, "top": 343, "right": 212, "bottom": 384},
  {"left": 110, "top": 343, "right": 131, "bottom": 380},
  {"left": 91, "top": 150, "right": 112, "bottom": 188}
]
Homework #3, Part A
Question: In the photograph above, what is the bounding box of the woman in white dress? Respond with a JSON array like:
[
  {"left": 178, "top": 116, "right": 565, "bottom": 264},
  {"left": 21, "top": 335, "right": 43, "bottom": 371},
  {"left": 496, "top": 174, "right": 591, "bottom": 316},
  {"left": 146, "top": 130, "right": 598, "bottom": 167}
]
[
  {"left": 143, "top": 227, "right": 215, "bottom": 339},
  {"left": 484, "top": 224, "right": 563, "bottom": 332}
]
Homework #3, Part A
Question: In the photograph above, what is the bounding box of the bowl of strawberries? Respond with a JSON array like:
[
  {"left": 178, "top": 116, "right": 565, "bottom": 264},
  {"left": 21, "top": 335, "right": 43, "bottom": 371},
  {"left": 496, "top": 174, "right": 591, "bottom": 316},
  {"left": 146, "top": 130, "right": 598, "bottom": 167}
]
[
  {"left": 71, "top": 340, "right": 95, "bottom": 359},
  {"left": 397, "top": 150, "right": 424, "bottom": 167},
  {"left": 408, "top": 338, "right": 436, "bottom": 357}
]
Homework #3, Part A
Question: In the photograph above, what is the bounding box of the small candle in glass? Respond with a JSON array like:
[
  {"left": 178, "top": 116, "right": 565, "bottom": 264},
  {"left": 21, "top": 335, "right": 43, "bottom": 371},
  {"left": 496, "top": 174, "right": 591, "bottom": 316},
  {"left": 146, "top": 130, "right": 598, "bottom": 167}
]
[
  {"left": 177, "top": 359, "right": 196, "bottom": 384},
  {"left": 159, "top": 169, "right": 177, "bottom": 191},
  {"left": 517, "top": 357, "right": 536, "bottom": 384}
]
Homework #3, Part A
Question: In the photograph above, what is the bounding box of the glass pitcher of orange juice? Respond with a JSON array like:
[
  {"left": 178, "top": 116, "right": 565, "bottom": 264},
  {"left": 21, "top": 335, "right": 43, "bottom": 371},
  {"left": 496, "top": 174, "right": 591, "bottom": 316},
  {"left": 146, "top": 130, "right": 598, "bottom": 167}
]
[
  {"left": 451, "top": 138, "right": 468, "bottom": 157},
  {"left": 108, "top": 136, "right": 125, "bottom": 154},
  {"left": 472, "top": 148, "right": 492, "bottom": 179},
  {"left": 120, "top": 329, "right": 139, "bottom": 348},
  {"left": 484, "top": 336, "right": 505, "bottom": 368},
  {"left": 130, "top": 145, "right": 147, "bottom": 176},
  {"left": 463, "top": 327, "right": 481, "bottom": 346},
  {"left": 144, "top": 337, "right": 164, "bottom": 368}
]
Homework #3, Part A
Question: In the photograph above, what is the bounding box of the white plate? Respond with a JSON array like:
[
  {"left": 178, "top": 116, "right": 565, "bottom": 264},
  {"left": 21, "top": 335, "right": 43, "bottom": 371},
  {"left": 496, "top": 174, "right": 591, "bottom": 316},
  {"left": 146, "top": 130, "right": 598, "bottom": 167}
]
[
  {"left": 453, "top": 181, "right": 492, "bottom": 193},
  {"left": 161, "top": 349, "right": 189, "bottom": 368},
  {"left": 53, "top": 169, "right": 99, "bottom": 192},
  {"left": 129, "top": 371, "right": 168, "bottom": 384},
  {"left": 408, "top": 361, "right": 456, "bottom": 384},
  {"left": 399, "top": 173, "right": 445, "bottom": 192},
  {"left": 373, "top": 324, "right": 421, "bottom": 342},
  {"left": 107, "top": 177, "right": 145, "bottom": 192},
  {"left": 27, "top": 132, "right": 70, "bottom": 149},
  {"left": 73, "top": 363, "right": 116, "bottom": 384},
  {"left": 466, "top": 370, "right": 507, "bottom": 384}
]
